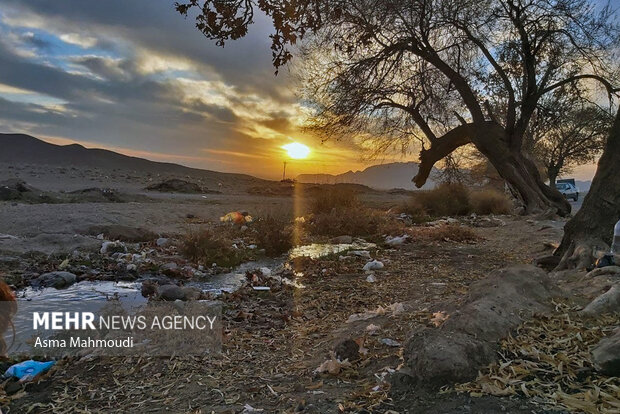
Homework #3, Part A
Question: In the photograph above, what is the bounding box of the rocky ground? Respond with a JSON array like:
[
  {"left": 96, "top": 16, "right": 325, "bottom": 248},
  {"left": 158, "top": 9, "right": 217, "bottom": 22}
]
[{"left": 0, "top": 164, "right": 617, "bottom": 413}]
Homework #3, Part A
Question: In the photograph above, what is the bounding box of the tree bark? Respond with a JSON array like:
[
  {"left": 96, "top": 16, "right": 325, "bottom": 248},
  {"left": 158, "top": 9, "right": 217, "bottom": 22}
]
[
  {"left": 414, "top": 121, "right": 571, "bottom": 216},
  {"left": 555, "top": 110, "right": 620, "bottom": 269}
]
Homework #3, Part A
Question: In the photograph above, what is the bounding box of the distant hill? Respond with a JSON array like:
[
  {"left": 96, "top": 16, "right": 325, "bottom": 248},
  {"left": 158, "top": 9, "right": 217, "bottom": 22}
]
[
  {"left": 296, "top": 162, "right": 440, "bottom": 190},
  {"left": 0, "top": 133, "right": 269, "bottom": 187}
]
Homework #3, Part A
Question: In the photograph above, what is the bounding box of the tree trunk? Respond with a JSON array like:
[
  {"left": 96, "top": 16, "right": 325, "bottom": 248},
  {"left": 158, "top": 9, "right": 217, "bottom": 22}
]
[
  {"left": 414, "top": 121, "right": 571, "bottom": 216},
  {"left": 555, "top": 110, "right": 620, "bottom": 269},
  {"left": 548, "top": 168, "right": 558, "bottom": 186}
]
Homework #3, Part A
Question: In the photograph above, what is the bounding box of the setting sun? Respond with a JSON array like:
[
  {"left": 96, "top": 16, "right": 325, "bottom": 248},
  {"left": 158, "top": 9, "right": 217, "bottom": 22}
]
[{"left": 282, "top": 142, "right": 311, "bottom": 159}]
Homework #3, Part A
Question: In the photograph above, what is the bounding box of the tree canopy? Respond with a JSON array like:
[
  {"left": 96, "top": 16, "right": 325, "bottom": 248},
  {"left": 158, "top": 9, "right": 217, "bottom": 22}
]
[{"left": 177, "top": 0, "right": 620, "bottom": 215}]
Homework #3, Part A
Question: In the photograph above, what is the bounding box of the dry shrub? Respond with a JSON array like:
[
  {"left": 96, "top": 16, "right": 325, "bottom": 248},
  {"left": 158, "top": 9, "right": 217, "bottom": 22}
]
[
  {"left": 306, "top": 207, "right": 386, "bottom": 237},
  {"left": 181, "top": 229, "right": 244, "bottom": 267},
  {"left": 470, "top": 189, "right": 512, "bottom": 215},
  {"left": 412, "top": 224, "right": 479, "bottom": 243},
  {"left": 310, "top": 187, "right": 358, "bottom": 214},
  {"left": 399, "top": 198, "right": 432, "bottom": 224},
  {"left": 252, "top": 215, "right": 293, "bottom": 257},
  {"left": 413, "top": 183, "right": 471, "bottom": 217}
]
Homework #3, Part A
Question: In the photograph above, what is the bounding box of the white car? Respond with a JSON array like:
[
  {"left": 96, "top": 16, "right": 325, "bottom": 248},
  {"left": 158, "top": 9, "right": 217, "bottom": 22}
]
[{"left": 555, "top": 182, "right": 579, "bottom": 201}]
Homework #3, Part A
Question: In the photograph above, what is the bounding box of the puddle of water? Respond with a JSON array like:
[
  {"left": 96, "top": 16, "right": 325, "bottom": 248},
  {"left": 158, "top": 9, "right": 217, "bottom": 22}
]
[
  {"left": 15, "top": 242, "right": 374, "bottom": 304},
  {"left": 289, "top": 242, "right": 376, "bottom": 259}
]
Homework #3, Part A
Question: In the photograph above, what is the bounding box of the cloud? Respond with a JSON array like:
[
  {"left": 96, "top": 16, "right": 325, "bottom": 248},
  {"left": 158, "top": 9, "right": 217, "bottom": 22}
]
[{"left": 0, "top": 0, "right": 385, "bottom": 179}]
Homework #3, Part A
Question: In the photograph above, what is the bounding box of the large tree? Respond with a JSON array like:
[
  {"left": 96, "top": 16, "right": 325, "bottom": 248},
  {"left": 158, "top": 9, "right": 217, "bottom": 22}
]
[
  {"left": 177, "top": 0, "right": 619, "bottom": 216},
  {"left": 556, "top": 109, "right": 620, "bottom": 269},
  {"left": 527, "top": 89, "right": 613, "bottom": 185}
]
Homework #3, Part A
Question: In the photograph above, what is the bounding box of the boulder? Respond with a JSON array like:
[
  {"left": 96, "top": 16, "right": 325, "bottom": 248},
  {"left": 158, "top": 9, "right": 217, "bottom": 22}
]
[
  {"left": 35, "top": 271, "right": 77, "bottom": 289},
  {"left": 592, "top": 329, "right": 620, "bottom": 376},
  {"left": 398, "top": 265, "right": 554, "bottom": 390}
]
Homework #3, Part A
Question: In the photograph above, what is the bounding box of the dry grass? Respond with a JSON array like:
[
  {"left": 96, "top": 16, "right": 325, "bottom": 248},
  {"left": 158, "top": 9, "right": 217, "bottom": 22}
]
[
  {"left": 180, "top": 229, "right": 245, "bottom": 267},
  {"left": 470, "top": 189, "right": 512, "bottom": 215},
  {"left": 252, "top": 215, "right": 294, "bottom": 256},
  {"left": 412, "top": 183, "right": 512, "bottom": 217},
  {"left": 310, "top": 187, "right": 358, "bottom": 214},
  {"left": 414, "top": 183, "right": 471, "bottom": 216},
  {"left": 305, "top": 207, "right": 387, "bottom": 237}
]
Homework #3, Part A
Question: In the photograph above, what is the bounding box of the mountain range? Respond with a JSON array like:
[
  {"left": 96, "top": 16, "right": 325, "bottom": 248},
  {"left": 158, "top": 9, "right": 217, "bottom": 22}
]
[
  {"left": 0, "top": 133, "right": 268, "bottom": 187},
  {"left": 296, "top": 162, "right": 440, "bottom": 190}
]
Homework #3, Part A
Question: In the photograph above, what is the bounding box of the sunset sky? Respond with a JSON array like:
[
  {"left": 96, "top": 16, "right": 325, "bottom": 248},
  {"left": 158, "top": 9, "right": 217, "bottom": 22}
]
[
  {"left": 0, "top": 0, "right": 604, "bottom": 181},
  {"left": 0, "top": 0, "right": 411, "bottom": 180}
]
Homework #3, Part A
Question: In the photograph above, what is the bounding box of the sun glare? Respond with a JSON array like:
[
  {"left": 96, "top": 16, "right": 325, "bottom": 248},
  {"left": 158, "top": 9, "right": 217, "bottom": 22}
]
[{"left": 283, "top": 142, "right": 310, "bottom": 159}]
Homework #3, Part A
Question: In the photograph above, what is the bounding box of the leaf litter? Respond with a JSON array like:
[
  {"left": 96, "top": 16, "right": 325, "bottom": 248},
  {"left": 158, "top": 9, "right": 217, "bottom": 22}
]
[{"left": 453, "top": 301, "right": 619, "bottom": 413}]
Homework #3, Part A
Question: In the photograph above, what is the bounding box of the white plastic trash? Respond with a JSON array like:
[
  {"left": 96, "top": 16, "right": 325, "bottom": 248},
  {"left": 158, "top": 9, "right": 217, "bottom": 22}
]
[{"left": 363, "top": 260, "right": 384, "bottom": 271}]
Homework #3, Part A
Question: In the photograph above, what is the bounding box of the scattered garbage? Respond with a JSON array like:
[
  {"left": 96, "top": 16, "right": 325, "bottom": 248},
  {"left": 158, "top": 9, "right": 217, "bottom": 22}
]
[
  {"left": 4, "top": 360, "right": 55, "bottom": 382},
  {"left": 100, "top": 241, "right": 126, "bottom": 255},
  {"left": 366, "top": 274, "right": 377, "bottom": 283},
  {"left": 315, "top": 358, "right": 351, "bottom": 375},
  {"left": 612, "top": 219, "right": 620, "bottom": 254},
  {"left": 241, "top": 404, "right": 264, "bottom": 413},
  {"left": 380, "top": 338, "right": 401, "bottom": 347},
  {"left": 220, "top": 211, "right": 253, "bottom": 224},
  {"left": 385, "top": 235, "right": 409, "bottom": 246},
  {"left": 252, "top": 286, "right": 271, "bottom": 291},
  {"left": 346, "top": 303, "right": 404, "bottom": 323},
  {"left": 363, "top": 260, "right": 384, "bottom": 271}
]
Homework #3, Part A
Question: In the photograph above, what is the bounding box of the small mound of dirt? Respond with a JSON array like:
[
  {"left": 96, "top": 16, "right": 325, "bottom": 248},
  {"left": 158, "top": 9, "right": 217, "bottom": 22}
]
[
  {"left": 0, "top": 179, "right": 59, "bottom": 203},
  {"left": 146, "top": 179, "right": 219, "bottom": 194}
]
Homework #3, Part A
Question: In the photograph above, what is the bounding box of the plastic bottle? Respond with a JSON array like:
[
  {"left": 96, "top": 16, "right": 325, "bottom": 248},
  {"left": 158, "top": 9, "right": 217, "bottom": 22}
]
[{"left": 612, "top": 219, "right": 620, "bottom": 254}]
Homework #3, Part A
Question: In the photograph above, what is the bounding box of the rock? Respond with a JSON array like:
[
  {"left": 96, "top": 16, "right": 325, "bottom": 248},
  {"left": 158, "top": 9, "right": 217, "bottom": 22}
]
[
  {"left": 156, "top": 237, "right": 170, "bottom": 247},
  {"left": 157, "top": 284, "right": 201, "bottom": 301},
  {"left": 399, "top": 265, "right": 554, "bottom": 390},
  {"left": 348, "top": 250, "right": 371, "bottom": 259},
  {"left": 87, "top": 225, "right": 157, "bottom": 243},
  {"left": 331, "top": 235, "right": 353, "bottom": 244},
  {"left": 380, "top": 338, "right": 401, "bottom": 347},
  {"left": 580, "top": 284, "right": 620, "bottom": 316},
  {"left": 334, "top": 339, "right": 360, "bottom": 361},
  {"left": 363, "top": 260, "right": 384, "bottom": 271},
  {"left": 100, "top": 241, "right": 126, "bottom": 255},
  {"left": 591, "top": 329, "right": 620, "bottom": 376},
  {"left": 161, "top": 262, "right": 178, "bottom": 271},
  {"left": 35, "top": 271, "right": 77, "bottom": 288}
]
